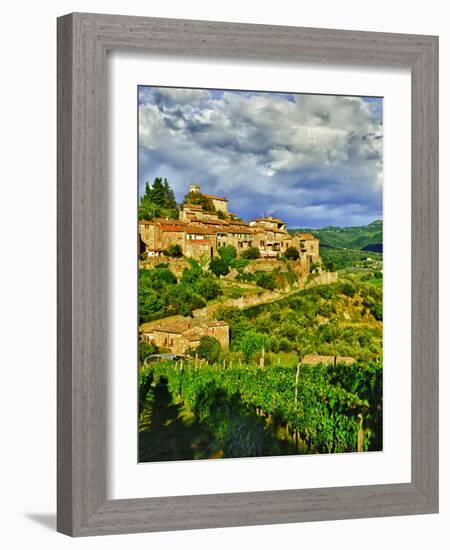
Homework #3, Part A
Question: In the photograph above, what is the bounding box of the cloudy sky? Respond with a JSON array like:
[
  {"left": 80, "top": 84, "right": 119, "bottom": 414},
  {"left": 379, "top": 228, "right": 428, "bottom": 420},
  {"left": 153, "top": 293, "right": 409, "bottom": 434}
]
[{"left": 138, "top": 86, "right": 382, "bottom": 228}]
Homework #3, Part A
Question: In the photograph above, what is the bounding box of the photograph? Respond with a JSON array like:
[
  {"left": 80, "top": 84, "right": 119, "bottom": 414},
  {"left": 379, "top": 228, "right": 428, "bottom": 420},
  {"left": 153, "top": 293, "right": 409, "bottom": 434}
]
[{"left": 137, "top": 85, "right": 383, "bottom": 462}]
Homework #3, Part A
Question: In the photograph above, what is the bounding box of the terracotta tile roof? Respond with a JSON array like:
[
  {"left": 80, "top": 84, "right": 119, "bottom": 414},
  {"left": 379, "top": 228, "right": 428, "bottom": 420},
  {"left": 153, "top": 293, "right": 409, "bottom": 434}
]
[
  {"left": 296, "top": 233, "right": 315, "bottom": 240},
  {"left": 154, "top": 218, "right": 187, "bottom": 225},
  {"left": 226, "top": 227, "right": 253, "bottom": 234},
  {"left": 195, "top": 218, "right": 229, "bottom": 226},
  {"left": 186, "top": 239, "right": 212, "bottom": 245},
  {"left": 160, "top": 225, "right": 186, "bottom": 232},
  {"left": 253, "top": 217, "right": 284, "bottom": 223},
  {"left": 153, "top": 320, "right": 193, "bottom": 334},
  {"left": 202, "top": 194, "right": 228, "bottom": 201},
  {"left": 186, "top": 225, "right": 215, "bottom": 235}
]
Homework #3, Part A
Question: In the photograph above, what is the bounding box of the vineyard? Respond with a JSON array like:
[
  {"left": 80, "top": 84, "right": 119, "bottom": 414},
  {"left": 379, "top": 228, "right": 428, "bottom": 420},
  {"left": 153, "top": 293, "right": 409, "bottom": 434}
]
[{"left": 139, "top": 359, "right": 382, "bottom": 460}]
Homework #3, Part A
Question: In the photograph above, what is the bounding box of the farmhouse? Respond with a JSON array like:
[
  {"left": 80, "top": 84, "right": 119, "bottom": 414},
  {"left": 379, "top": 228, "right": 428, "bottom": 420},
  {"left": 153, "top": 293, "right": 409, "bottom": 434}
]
[
  {"left": 139, "top": 183, "right": 320, "bottom": 264},
  {"left": 141, "top": 319, "right": 229, "bottom": 356}
]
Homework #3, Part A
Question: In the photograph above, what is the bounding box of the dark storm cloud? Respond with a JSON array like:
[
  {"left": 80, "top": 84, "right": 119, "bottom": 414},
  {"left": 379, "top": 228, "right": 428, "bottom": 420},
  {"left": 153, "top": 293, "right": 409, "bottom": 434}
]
[{"left": 138, "top": 86, "right": 383, "bottom": 227}]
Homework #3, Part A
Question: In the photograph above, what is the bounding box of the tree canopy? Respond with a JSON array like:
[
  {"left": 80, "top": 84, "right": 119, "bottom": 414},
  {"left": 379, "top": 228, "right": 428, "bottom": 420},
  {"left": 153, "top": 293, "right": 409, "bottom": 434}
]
[
  {"left": 284, "top": 246, "right": 300, "bottom": 261},
  {"left": 218, "top": 245, "right": 237, "bottom": 265},
  {"left": 241, "top": 247, "right": 261, "bottom": 260},
  {"left": 196, "top": 336, "right": 222, "bottom": 364},
  {"left": 183, "top": 191, "right": 216, "bottom": 211},
  {"left": 139, "top": 177, "right": 179, "bottom": 220},
  {"left": 209, "top": 257, "right": 230, "bottom": 277}
]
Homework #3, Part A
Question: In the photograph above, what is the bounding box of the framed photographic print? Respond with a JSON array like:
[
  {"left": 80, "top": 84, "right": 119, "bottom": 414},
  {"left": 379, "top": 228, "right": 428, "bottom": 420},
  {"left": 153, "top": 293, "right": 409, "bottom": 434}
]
[{"left": 57, "top": 13, "right": 438, "bottom": 536}]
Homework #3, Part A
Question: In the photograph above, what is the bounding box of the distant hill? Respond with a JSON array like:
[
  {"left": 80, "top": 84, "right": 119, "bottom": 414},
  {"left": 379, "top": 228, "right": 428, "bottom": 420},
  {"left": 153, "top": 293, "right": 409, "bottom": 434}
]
[
  {"left": 290, "top": 220, "right": 382, "bottom": 251},
  {"left": 362, "top": 243, "right": 383, "bottom": 253}
]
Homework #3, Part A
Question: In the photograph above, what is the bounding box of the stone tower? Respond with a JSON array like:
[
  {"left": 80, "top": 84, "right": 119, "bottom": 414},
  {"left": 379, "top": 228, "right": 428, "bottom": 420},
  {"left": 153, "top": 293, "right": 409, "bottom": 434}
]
[{"left": 189, "top": 183, "right": 201, "bottom": 194}]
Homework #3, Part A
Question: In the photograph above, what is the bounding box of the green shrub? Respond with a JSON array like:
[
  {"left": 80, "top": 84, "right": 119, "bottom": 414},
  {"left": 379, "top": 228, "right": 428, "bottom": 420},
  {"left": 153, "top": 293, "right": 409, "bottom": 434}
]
[
  {"left": 209, "top": 257, "right": 230, "bottom": 277},
  {"left": 139, "top": 340, "right": 157, "bottom": 362},
  {"left": 227, "top": 288, "right": 244, "bottom": 299},
  {"left": 235, "top": 271, "right": 255, "bottom": 283},
  {"left": 340, "top": 281, "right": 356, "bottom": 297},
  {"left": 241, "top": 247, "right": 260, "bottom": 259},
  {"left": 255, "top": 271, "right": 276, "bottom": 291},
  {"left": 240, "top": 331, "right": 270, "bottom": 362},
  {"left": 194, "top": 273, "right": 222, "bottom": 300},
  {"left": 278, "top": 338, "right": 293, "bottom": 352},
  {"left": 164, "top": 286, "right": 206, "bottom": 316},
  {"left": 316, "top": 286, "right": 334, "bottom": 300},
  {"left": 284, "top": 246, "right": 300, "bottom": 261},
  {"left": 196, "top": 336, "right": 222, "bottom": 364},
  {"left": 218, "top": 245, "right": 237, "bottom": 265},
  {"left": 163, "top": 243, "right": 183, "bottom": 257},
  {"left": 230, "top": 258, "right": 249, "bottom": 270},
  {"left": 139, "top": 286, "right": 165, "bottom": 322}
]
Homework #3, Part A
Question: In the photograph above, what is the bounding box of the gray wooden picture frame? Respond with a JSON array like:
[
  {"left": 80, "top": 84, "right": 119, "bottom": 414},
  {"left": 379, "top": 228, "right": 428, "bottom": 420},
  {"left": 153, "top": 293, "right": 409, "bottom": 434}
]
[{"left": 57, "top": 12, "right": 439, "bottom": 537}]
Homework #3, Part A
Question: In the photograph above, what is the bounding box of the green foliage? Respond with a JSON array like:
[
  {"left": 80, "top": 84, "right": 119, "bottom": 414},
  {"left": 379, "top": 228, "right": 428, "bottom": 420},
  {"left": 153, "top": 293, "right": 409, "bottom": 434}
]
[
  {"left": 194, "top": 272, "right": 222, "bottom": 301},
  {"left": 237, "top": 281, "right": 382, "bottom": 361},
  {"left": 241, "top": 246, "right": 261, "bottom": 259},
  {"left": 163, "top": 243, "right": 183, "bottom": 257},
  {"left": 139, "top": 268, "right": 177, "bottom": 322},
  {"left": 209, "top": 257, "right": 230, "bottom": 277},
  {"left": 164, "top": 285, "right": 206, "bottom": 316},
  {"left": 139, "top": 286, "right": 164, "bottom": 323},
  {"left": 145, "top": 359, "right": 383, "bottom": 455},
  {"left": 340, "top": 281, "right": 356, "bottom": 297},
  {"left": 139, "top": 177, "right": 179, "bottom": 220},
  {"left": 320, "top": 247, "right": 382, "bottom": 271},
  {"left": 196, "top": 336, "right": 222, "bottom": 364},
  {"left": 255, "top": 271, "right": 276, "bottom": 291},
  {"left": 323, "top": 260, "right": 336, "bottom": 272},
  {"left": 140, "top": 267, "right": 177, "bottom": 288},
  {"left": 230, "top": 257, "right": 249, "bottom": 270},
  {"left": 139, "top": 263, "right": 223, "bottom": 323},
  {"left": 291, "top": 220, "right": 382, "bottom": 251},
  {"left": 218, "top": 245, "right": 237, "bottom": 265},
  {"left": 183, "top": 191, "right": 216, "bottom": 211},
  {"left": 240, "top": 331, "right": 270, "bottom": 362},
  {"left": 181, "top": 260, "right": 202, "bottom": 284},
  {"left": 284, "top": 246, "right": 300, "bottom": 261},
  {"left": 139, "top": 340, "right": 157, "bottom": 363},
  {"left": 235, "top": 271, "right": 255, "bottom": 283}
]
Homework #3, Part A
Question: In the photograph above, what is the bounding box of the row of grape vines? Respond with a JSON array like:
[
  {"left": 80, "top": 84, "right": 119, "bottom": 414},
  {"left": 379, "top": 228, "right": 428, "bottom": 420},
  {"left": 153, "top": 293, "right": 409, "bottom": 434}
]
[{"left": 140, "top": 360, "right": 382, "bottom": 457}]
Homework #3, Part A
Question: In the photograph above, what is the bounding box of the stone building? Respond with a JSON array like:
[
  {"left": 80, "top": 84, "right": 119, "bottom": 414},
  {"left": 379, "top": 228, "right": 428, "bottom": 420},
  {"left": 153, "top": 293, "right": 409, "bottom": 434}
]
[
  {"left": 188, "top": 183, "right": 228, "bottom": 212},
  {"left": 141, "top": 319, "right": 229, "bottom": 356},
  {"left": 296, "top": 233, "right": 320, "bottom": 263},
  {"left": 139, "top": 183, "right": 320, "bottom": 264}
]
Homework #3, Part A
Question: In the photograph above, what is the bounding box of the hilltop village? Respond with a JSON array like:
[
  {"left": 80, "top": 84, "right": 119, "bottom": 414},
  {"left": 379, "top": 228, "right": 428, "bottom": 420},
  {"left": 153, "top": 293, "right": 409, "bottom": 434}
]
[
  {"left": 139, "top": 183, "right": 320, "bottom": 263},
  {"left": 138, "top": 183, "right": 325, "bottom": 357}
]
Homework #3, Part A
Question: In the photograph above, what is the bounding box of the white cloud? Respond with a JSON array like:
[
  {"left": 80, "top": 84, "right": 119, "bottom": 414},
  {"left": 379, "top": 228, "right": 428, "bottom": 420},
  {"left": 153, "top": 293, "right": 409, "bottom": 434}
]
[{"left": 138, "top": 87, "right": 383, "bottom": 227}]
